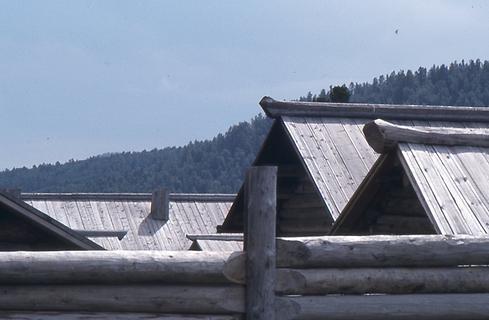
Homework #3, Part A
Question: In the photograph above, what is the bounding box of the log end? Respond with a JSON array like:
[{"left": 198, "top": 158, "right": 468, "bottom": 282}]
[
  {"left": 223, "top": 251, "right": 246, "bottom": 284},
  {"left": 363, "top": 119, "right": 395, "bottom": 153}
]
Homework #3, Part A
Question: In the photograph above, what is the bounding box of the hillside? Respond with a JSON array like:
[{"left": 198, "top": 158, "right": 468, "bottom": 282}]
[{"left": 1, "top": 60, "right": 489, "bottom": 193}]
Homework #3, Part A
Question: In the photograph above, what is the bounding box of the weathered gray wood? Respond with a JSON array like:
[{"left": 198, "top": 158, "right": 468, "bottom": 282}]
[
  {"left": 244, "top": 166, "right": 277, "bottom": 320},
  {"left": 0, "top": 312, "right": 243, "bottom": 319},
  {"left": 223, "top": 255, "right": 489, "bottom": 294},
  {"left": 363, "top": 119, "right": 489, "bottom": 153},
  {"left": 276, "top": 235, "right": 489, "bottom": 268},
  {"left": 276, "top": 294, "right": 489, "bottom": 320},
  {"left": 275, "top": 267, "right": 489, "bottom": 294},
  {"left": 0, "top": 285, "right": 244, "bottom": 314},
  {"left": 73, "top": 230, "right": 128, "bottom": 240},
  {"left": 151, "top": 189, "right": 170, "bottom": 221},
  {"left": 0, "top": 251, "right": 235, "bottom": 284},
  {"left": 186, "top": 234, "right": 244, "bottom": 242},
  {"left": 260, "top": 96, "right": 489, "bottom": 122},
  {"left": 22, "top": 193, "right": 236, "bottom": 202}
]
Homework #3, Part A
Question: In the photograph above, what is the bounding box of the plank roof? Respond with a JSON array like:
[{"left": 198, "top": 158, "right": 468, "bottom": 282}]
[
  {"left": 332, "top": 120, "right": 489, "bottom": 235},
  {"left": 22, "top": 193, "right": 235, "bottom": 251},
  {"left": 220, "top": 97, "right": 489, "bottom": 234}
]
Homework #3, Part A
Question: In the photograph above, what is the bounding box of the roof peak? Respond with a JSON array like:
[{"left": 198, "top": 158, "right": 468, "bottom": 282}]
[{"left": 260, "top": 96, "right": 489, "bottom": 122}]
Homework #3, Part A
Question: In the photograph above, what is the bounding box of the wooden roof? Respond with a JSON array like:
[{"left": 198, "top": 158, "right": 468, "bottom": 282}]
[
  {"left": 332, "top": 120, "right": 489, "bottom": 235},
  {"left": 220, "top": 97, "right": 489, "bottom": 235},
  {"left": 0, "top": 192, "right": 102, "bottom": 250},
  {"left": 22, "top": 193, "right": 236, "bottom": 251}
]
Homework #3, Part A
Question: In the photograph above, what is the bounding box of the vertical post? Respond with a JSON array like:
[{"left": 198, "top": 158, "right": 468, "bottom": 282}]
[
  {"left": 244, "top": 166, "right": 277, "bottom": 320},
  {"left": 151, "top": 188, "right": 170, "bottom": 221}
]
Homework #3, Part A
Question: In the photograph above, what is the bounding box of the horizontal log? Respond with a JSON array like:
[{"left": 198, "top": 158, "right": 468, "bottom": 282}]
[
  {"left": 280, "top": 195, "right": 324, "bottom": 209},
  {"left": 277, "top": 294, "right": 489, "bottom": 320},
  {"left": 0, "top": 251, "right": 234, "bottom": 284},
  {"left": 0, "top": 285, "right": 244, "bottom": 314},
  {"left": 260, "top": 96, "right": 489, "bottom": 122},
  {"left": 276, "top": 235, "right": 489, "bottom": 268},
  {"left": 0, "top": 312, "right": 242, "bottom": 320},
  {"left": 363, "top": 119, "right": 489, "bottom": 153},
  {"left": 276, "top": 267, "right": 489, "bottom": 294},
  {"left": 223, "top": 255, "right": 489, "bottom": 294}
]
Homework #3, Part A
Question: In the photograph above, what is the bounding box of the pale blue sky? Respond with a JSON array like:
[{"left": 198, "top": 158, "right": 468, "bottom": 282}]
[{"left": 1, "top": 0, "right": 488, "bottom": 170}]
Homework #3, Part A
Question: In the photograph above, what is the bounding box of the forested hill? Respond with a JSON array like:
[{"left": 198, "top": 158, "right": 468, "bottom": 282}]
[{"left": 1, "top": 60, "right": 489, "bottom": 193}]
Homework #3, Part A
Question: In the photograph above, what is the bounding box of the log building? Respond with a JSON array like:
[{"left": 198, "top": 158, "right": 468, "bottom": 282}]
[
  {"left": 0, "top": 190, "right": 239, "bottom": 251},
  {"left": 332, "top": 119, "right": 489, "bottom": 235},
  {"left": 219, "top": 97, "right": 489, "bottom": 236}
]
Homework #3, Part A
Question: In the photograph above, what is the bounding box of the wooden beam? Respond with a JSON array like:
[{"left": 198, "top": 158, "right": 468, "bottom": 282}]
[
  {"left": 363, "top": 119, "right": 489, "bottom": 153},
  {"left": 223, "top": 261, "right": 489, "bottom": 295},
  {"left": 0, "top": 251, "right": 235, "bottom": 284},
  {"left": 73, "top": 230, "right": 127, "bottom": 240},
  {"left": 186, "top": 234, "right": 244, "bottom": 242},
  {"left": 276, "top": 294, "right": 489, "bottom": 320},
  {"left": 275, "top": 267, "right": 489, "bottom": 295},
  {"left": 244, "top": 166, "right": 277, "bottom": 320},
  {"left": 0, "top": 312, "right": 243, "bottom": 320},
  {"left": 21, "top": 193, "right": 236, "bottom": 202},
  {"left": 259, "top": 96, "right": 489, "bottom": 122},
  {"left": 0, "top": 285, "right": 244, "bottom": 314},
  {"left": 151, "top": 189, "right": 170, "bottom": 221},
  {"left": 275, "top": 235, "right": 489, "bottom": 268}
]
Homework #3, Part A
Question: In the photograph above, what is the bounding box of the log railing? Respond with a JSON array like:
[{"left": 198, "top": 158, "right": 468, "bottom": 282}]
[{"left": 3, "top": 166, "right": 489, "bottom": 319}]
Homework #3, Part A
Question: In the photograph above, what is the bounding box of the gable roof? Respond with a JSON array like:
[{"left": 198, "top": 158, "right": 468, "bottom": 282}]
[
  {"left": 220, "top": 97, "right": 489, "bottom": 235},
  {"left": 0, "top": 191, "right": 102, "bottom": 250},
  {"left": 332, "top": 120, "right": 489, "bottom": 235},
  {"left": 22, "top": 193, "right": 235, "bottom": 251}
]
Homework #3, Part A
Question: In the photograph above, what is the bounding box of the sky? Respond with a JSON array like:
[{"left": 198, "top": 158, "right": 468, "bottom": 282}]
[{"left": 1, "top": 0, "right": 489, "bottom": 170}]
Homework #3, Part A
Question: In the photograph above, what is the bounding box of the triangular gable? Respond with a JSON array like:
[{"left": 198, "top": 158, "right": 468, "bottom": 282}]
[
  {"left": 0, "top": 192, "right": 102, "bottom": 250},
  {"left": 332, "top": 119, "right": 489, "bottom": 235},
  {"left": 219, "top": 120, "right": 331, "bottom": 236}
]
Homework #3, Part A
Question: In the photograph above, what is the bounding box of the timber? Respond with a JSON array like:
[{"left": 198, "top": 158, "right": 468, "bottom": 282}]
[
  {"left": 276, "top": 294, "right": 489, "bottom": 320},
  {"left": 275, "top": 267, "right": 489, "bottom": 295},
  {"left": 151, "top": 188, "right": 170, "bottom": 221},
  {"left": 223, "top": 256, "right": 489, "bottom": 294},
  {"left": 0, "top": 285, "right": 244, "bottom": 314},
  {"left": 260, "top": 96, "right": 489, "bottom": 122},
  {"left": 244, "top": 166, "right": 277, "bottom": 320},
  {"left": 21, "top": 193, "right": 236, "bottom": 202},
  {"left": 73, "top": 230, "right": 128, "bottom": 240},
  {"left": 363, "top": 119, "right": 489, "bottom": 153},
  {"left": 0, "top": 312, "right": 243, "bottom": 320},
  {"left": 0, "top": 251, "right": 235, "bottom": 284},
  {"left": 276, "top": 235, "right": 489, "bottom": 268},
  {"left": 186, "top": 234, "right": 244, "bottom": 242}
]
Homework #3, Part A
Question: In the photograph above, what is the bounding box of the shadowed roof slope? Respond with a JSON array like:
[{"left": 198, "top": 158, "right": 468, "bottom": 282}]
[{"left": 0, "top": 192, "right": 102, "bottom": 250}]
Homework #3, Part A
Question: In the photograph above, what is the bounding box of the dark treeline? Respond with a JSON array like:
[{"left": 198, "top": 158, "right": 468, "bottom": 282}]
[
  {"left": 1, "top": 60, "right": 489, "bottom": 193},
  {"left": 0, "top": 116, "right": 272, "bottom": 193},
  {"left": 301, "top": 60, "right": 489, "bottom": 106}
]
